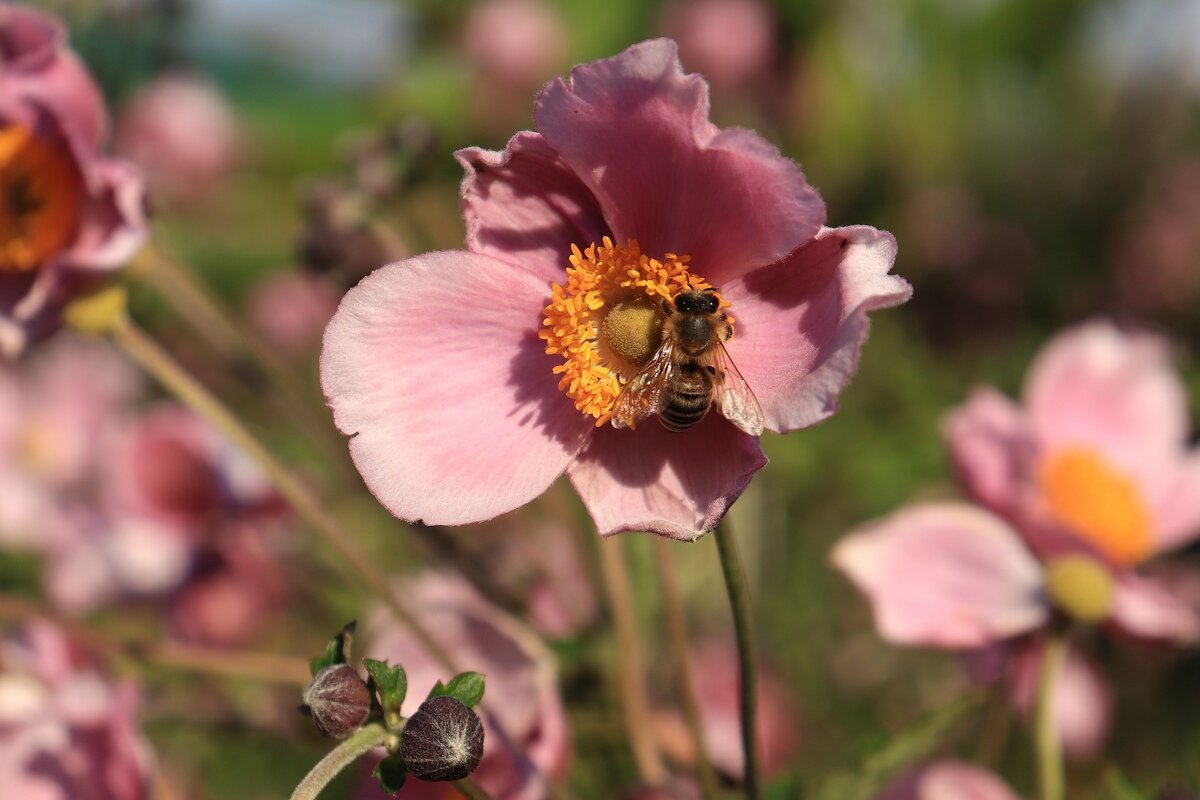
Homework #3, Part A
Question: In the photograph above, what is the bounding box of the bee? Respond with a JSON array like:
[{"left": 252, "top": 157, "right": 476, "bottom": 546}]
[{"left": 610, "top": 289, "right": 764, "bottom": 435}]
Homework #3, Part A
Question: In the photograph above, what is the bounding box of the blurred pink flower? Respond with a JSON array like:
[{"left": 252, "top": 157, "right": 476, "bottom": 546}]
[
  {"left": 0, "top": 620, "right": 155, "bottom": 799},
  {"left": 653, "top": 638, "right": 800, "bottom": 780},
  {"left": 659, "top": 0, "right": 775, "bottom": 90},
  {"left": 245, "top": 270, "right": 340, "bottom": 358},
  {"left": 322, "top": 39, "right": 909, "bottom": 539},
  {"left": 115, "top": 71, "right": 239, "bottom": 206},
  {"left": 878, "top": 760, "right": 1020, "bottom": 800},
  {"left": 834, "top": 321, "right": 1200, "bottom": 758},
  {"left": 463, "top": 0, "right": 567, "bottom": 90},
  {"left": 0, "top": 336, "right": 139, "bottom": 548},
  {"left": 0, "top": 4, "right": 146, "bottom": 357},
  {"left": 355, "top": 573, "right": 569, "bottom": 800}
]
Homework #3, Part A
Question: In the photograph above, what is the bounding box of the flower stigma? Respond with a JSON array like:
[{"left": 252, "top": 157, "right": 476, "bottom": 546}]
[
  {"left": 1040, "top": 448, "right": 1151, "bottom": 566},
  {"left": 0, "top": 124, "right": 83, "bottom": 272},
  {"left": 539, "top": 237, "right": 730, "bottom": 427}
]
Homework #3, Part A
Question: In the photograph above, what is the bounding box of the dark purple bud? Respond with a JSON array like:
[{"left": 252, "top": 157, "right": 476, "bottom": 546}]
[
  {"left": 301, "top": 663, "right": 371, "bottom": 738},
  {"left": 401, "top": 696, "right": 485, "bottom": 781}
]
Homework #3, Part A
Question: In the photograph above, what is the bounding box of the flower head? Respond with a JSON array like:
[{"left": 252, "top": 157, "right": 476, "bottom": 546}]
[
  {"left": 321, "top": 39, "right": 909, "bottom": 538},
  {"left": 0, "top": 4, "right": 145, "bottom": 357}
]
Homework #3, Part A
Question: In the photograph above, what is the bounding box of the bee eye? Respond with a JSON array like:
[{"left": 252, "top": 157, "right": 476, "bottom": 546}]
[{"left": 701, "top": 296, "right": 718, "bottom": 313}]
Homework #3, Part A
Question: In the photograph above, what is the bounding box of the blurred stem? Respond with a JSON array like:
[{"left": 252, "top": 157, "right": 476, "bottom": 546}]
[
  {"left": 652, "top": 539, "right": 723, "bottom": 800},
  {"left": 0, "top": 593, "right": 310, "bottom": 685},
  {"left": 1035, "top": 633, "right": 1068, "bottom": 800},
  {"left": 131, "top": 243, "right": 343, "bottom": 461},
  {"left": 290, "top": 722, "right": 390, "bottom": 800},
  {"left": 597, "top": 535, "right": 667, "bottom": 784},
  {"left": 715, "top": 519, "right": 761, "bottom": 800},
  {"left": 454, "top": 778, "right": 495, "bottom": 800},
  {"left": 107, "top": 314, "right": 456, "bottom": 671}
]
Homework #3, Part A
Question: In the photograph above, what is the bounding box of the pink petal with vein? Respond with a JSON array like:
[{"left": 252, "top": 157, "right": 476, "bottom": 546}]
[
  {"left": 456, "top": 131, "right": 608, "bottom": 283},
  {"left": 832, "top": 503, "right": 1048, "bottom": 649},
  {"left": 567, "top": 413, "right": 766, "bottom": 539},
  {"left": 321, "top": 251, "right": 591, "bottom": 526},
  {"left": 724, "top": 226, "right": 911, "bottom": 433},
  {"left": 534, "top": 38, "right": 824, "bottom": 284}
]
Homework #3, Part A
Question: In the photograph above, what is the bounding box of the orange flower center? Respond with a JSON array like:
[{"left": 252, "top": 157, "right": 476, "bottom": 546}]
[
  {"left": 1040, "top": 448, "right": 1151, "bottom": 566},
  {"left": 538, "top": 238, "right": 729, "bottom": 426},
  {"left": 0, "top": 124, "right": 83, "bottom": 272}
]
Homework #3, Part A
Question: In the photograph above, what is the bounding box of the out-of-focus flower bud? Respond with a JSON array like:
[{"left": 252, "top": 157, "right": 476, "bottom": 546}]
[
  {"left": 401, "top": 695, "right": 485, "bottom": 782},
  {"left": 302, "top": 663, "right": 372, "bottom": 739},
  {"left": 659, "top": 0, "right": 775, "bottom": 90}
]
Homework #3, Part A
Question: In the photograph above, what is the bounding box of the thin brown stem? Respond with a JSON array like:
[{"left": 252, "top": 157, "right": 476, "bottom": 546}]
[
  {"left": 596, "top": 535, "right": 667, "bottom": 784},
  {"left": 652, "top": 539, "right": 722, "bottom": 799},
  {"left": 714, "top": 519, "right": 761, "bottom": 800}
]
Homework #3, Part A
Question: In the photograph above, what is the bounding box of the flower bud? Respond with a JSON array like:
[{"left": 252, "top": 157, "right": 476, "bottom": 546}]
[
  {"left": 401, "top": 695, "right": 485, "bottom": 781},
  {"left": 1045, "top": 553, "right": 1114, "bottom": 623},
  {"left": 301, "top": 663, "right": 372, "bottom": 738}
]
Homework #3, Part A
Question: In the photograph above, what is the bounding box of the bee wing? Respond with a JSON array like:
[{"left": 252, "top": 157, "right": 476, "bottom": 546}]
[
  {"left": 610, "top": 339, "right": 677, "bottom": 429},
  {"left": 710, "top": 339, "right": 765, "bottom": 436}
]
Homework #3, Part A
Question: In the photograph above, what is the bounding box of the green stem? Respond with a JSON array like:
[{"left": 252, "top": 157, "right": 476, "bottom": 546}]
[
  {"left": 290, "top": 724, "right": 390, "bottom": 800},
  {"left": 653, "top": 539, "right": 723, "bottom": 799},
  {"left": 108, "top": 314, "right": 455, "bottom": 670},
  {"left": 715, "top": 519, "right": 761, "bottom": 800},
  {"left": 1035, "top": 633, "right": 1068, "bottom": 800}
]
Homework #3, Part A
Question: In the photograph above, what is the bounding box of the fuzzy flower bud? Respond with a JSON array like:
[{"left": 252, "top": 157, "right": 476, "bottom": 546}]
[
  {"left": 302, "top": 663, "right": 372, "bottom": 738},
  {"left": 400, "top": 696, "right": 485, "bottom": 781}
]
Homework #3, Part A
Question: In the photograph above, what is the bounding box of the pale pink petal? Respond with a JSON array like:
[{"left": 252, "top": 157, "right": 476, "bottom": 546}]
[
  {"left": 456, "top": 131, "right": 608, "bottom": 283},
  {"left": 880, "top": 761, "right": 1020, "bottom": 800},
  {"left": 60, "top": 159, "right": 147, "bottom": 273},
  {"left": 1009, "top": 640, "right": 1111, "bottom": 760},
  {"left": 0, "top": 5, "right": 108, "bottom": 150},
  {"left": 1024, "top": 323, "right": 1187, "bottom": 481},
  {"left": 832, "top": 503, "right": 1048, "bottom": 649},
  {"left": 321, "top": 251, "right": 591, "bottom": 526},
  {"left": 534, "top": 38, "right": 824, "bottom": 284},
  {"left": 567, "top": 413, "right": 766, "bottom": 539},
  {"left": 723, "top": 226, "right": 910, "bottom": 433},
  {"left": 1109, "top": 570, "right": 1200, "bottom": 644},
  {"left": 1150, "top": 452, "right": 1200, "bottom": 551},
  {"left": 943, "top": 386, "right": 1035, "bottom": 516}
]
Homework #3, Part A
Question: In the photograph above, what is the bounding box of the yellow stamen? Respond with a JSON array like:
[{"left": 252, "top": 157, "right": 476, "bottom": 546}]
[
  {"left": 538, "top": 238, "right": 729, "bottom": 426},
  {"left": 1041, "top": 448, "right": 1151, "bottom": 566},
  {"left": 0, "top": 124, "right": 83, "bottom": 272}
]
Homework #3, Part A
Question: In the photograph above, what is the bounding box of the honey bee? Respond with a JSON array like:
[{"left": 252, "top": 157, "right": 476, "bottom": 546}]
[{"left": 610, "top": 289, "right": 764, "bottom": 435}]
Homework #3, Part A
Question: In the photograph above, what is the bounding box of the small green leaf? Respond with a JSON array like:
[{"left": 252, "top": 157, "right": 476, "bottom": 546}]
[
  {"left": 427, "top": 671, "right": 485, "bottom": 708},
  {"left": 372, "top": 752, "right": 407, "bottom": 795},
  {"left": 309, "top": 621, "right": 356, "bottom": 678},
  {"left": 363, "top": 659, "right": 408, "bottom": 718}
]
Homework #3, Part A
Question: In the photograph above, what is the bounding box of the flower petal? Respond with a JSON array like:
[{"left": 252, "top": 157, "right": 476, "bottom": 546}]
[
  {"left": 943, "top": 386, "right": 1035, "bottom": 516},
  {"left": 880, "top": 761, "right": 1020, "bottom": 800},
  {"left": 723, "top": 226, "right": 911, "bottom": 433},
  {"left": 1109, "top": 570, "right": 1200, "bottom": 644},
  {"left": 60, "top": 159, "right": 147, "bottom": 272},
  {"left": 321, "top": 251, "right": 591, "bottom": 525},
  {"left": 1149, "top": 452, "right": 1200, "bottom": 552},
  {"left": 1009, "top": 640, "right": 1112, "bottom": 760},
  {"left": 832, "top": 503, "right": 1048, "bottom": 649},
  {"left": 534, "top": 38, "right": 825, "bottom": 283},
  {"left": 567, "top": 413, "right": 766, "bottom": 539},
  {"left": 456, "top": 131, "right": 609, "bottom": 284},
  {"left": 1023, "top": 322, "right": 1188, "bottom": 480}
]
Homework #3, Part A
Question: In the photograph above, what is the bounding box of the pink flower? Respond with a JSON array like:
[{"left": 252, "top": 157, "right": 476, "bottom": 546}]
[
  {"left": 0, "top": 621, "right": 155, "bottom": 800},
  {"left": 659, "top": 0, "right": 776, "bottom": 90},
  {"left": 653, "top": 638, "right": 800, "bottom": 780},
  {"left": 462, "top": 0, "right": 567, "bottom": 90},
  {"left": 354, "top": 573, "right": 569, "bottom": 800},
  {"left": 0, "top": 4, "right": 146, "bottom": 357},
  {"left": 833, "top": 322, "right": 1200, "bottom": 757},
  {"left": 321, "top": 39, "right": 910, "bottom": 539},
  {"left": 115, "top": 71, "right": 239, "bottom": 206},
  {"left": 245, "top": 270, "right": 341, "bottom": 358},
  {"left": 878, "top": 760, "right": 1020, "bottom": 800}
]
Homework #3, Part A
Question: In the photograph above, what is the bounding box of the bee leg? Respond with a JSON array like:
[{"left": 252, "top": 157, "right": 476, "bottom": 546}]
[{"left": 661, "top": 300, "right": 673, "bottom": 315}]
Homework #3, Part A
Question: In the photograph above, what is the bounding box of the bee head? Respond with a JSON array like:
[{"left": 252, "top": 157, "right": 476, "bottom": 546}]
[{"left": 673, "top": 289, "right": 720, "bottom": 314}]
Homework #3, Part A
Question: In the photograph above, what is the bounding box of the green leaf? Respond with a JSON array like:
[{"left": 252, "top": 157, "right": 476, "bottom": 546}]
[
  {"left": 812, "top": 693, "right": 984, "bottom": 800},
  {"left": 426, "top": 671, "right": 485, "bottom": 708},
  {"left": 309, "top": 621, "right": 356, "bottom": 678},
  {"left": 363, "top": 659, "right": 408, "bottom": 718},
  {"left": 372, "top": 752, "right": 407, "bottom": 795}
]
